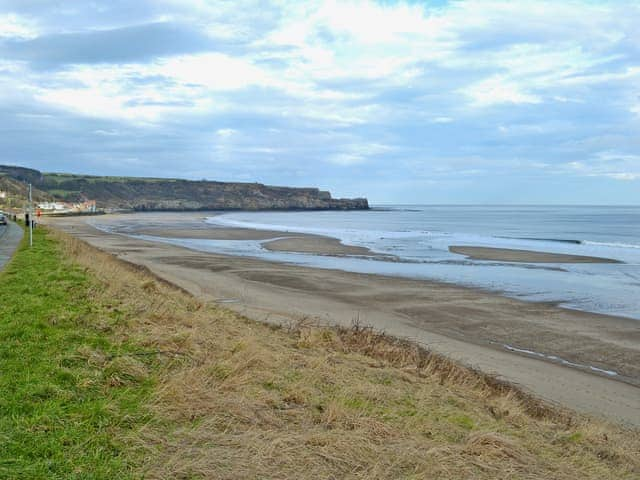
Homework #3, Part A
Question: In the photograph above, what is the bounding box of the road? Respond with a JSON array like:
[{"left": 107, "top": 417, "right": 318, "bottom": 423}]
[{"left": 0, "top": 221, "right": 24, "bottom": 271}]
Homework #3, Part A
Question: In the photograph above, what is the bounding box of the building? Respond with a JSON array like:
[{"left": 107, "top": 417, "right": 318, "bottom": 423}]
[{"left": 36, "top": 200, "right": 97, "bottom": 215}]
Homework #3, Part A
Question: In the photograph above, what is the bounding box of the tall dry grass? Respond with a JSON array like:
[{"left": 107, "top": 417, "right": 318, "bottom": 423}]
[{"left": 53, "top": 228, "right": 640, "bottom": 479}]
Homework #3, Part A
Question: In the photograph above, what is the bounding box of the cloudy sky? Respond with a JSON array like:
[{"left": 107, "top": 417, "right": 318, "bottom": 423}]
[{"left": 1, "top": 0, "right": 639, "bottom": 204}]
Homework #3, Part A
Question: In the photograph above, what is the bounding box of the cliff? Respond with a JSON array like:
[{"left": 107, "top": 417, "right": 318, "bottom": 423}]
[{"left": 0, "top": 166, "right": 369, "bottom": 211}]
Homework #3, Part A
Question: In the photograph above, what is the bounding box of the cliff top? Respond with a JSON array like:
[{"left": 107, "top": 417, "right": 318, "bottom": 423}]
[{"left": 0, "top": 165, "right": 368, "bottom": 211}]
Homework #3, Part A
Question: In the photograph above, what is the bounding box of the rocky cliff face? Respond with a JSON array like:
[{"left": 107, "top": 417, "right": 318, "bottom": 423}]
[{"left": 0, "top": 166, "right": 369, "bottom": 211}]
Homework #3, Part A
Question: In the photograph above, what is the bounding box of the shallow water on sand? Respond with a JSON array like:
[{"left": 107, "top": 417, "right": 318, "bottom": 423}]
[{"left": 98, "top": 205, "right": 640, "bottom": 320}]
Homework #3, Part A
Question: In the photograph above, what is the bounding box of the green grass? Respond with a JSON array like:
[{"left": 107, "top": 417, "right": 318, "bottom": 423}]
[
  {"left": 46, "top": 189, "right": 80, "bottom": 200},
  {"left": 0, "top": 228, "right": 154, "bottom": 479},
  {"left": 43, "top": 173, "right": 177, "bottom": 184}
]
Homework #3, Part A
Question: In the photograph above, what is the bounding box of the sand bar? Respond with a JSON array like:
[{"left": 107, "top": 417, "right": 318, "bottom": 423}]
[
  {"left": 449, "top": 245, "right": 621, "bottom": 263},
  {"left": 261, "top": 236, "right": 397, "bottom": 259},
  {"left": 111, "top": 213, "right": 392, "bottom": 259},
  {"left": 47, "top": 213, "right": 640, "bottom": 427},
  {"left": 139, "top": 226, "right": 394, "bottom": 259},
  {"left": 136, "top": 226, "right": 287, "bottom": 240}
]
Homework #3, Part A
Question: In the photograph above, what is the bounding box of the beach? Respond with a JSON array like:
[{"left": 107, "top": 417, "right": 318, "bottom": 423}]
[
  {"left": 133, "top": 223, "right": 396, "bottom": 258},
  {"left": 449, "top": 245, "right": 621, "bottom": 263},
  {"left": 46, "top": 212, "right": 640, "bottom": 426}
]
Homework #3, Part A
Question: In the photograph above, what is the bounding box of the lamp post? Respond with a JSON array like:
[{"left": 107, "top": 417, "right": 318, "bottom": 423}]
[{"left": 28, "top": 183, "right": 33, "bottom": 247}]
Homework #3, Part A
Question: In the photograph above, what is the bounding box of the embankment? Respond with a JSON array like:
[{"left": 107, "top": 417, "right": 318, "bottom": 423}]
[{"left": 2, "top": 225, "right": 637, "bottom": 478}]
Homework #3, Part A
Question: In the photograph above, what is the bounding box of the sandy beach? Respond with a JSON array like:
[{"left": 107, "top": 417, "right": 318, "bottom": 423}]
[
  {"left": 449, "top": 245, "right": 621, "bottom": 263},
  {"left": 47, "top": 212, "right": 640, "bottom": 426},
  {"left": 261, "top": 236, "right": 397, "bottom": 258},
  {"left": 134, "top": 222, "right": 394, "bottom": 259}
]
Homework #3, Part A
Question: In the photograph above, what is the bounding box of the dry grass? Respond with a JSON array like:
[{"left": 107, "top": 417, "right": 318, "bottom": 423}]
[{"left": 53, "top": 228, "right": 640, "bottom": 479}]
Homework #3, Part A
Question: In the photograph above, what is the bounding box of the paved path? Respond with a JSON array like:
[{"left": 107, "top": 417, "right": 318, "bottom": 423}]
[{"left": 0, "top": 222, "right": 24, "bottom": 271}]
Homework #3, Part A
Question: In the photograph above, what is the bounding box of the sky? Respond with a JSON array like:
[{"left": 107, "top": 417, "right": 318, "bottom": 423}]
[{"left": 0, "top": 0, "right": 639, "bottom": 204}]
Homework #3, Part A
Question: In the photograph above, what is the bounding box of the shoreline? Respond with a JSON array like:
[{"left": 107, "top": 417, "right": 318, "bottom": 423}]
[
  {"left": 132, "top": 225, "right": 396, "bottom": 259},
  {"left": 45, "top": 213, "right": 640, "bottom": 426},
  {"left": 99, "top": 213, "right": 624, "bottom": 265}
]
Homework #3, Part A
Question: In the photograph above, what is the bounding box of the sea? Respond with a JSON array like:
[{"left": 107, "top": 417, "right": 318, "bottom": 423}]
[{"left": 118, "top": 205, "right": 640, "bottom": 320}]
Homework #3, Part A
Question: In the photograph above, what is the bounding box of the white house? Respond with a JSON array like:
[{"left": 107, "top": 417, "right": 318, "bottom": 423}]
[{"left": 36, "top": 200, "right": 97, "bottom": 214}]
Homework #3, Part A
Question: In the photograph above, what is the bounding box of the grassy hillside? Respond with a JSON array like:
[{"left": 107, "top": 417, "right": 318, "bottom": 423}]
[
  {"left": 0, "top": 165, "right": 368, "bottom": 211},
  {"left": 0, "top": 174, "right": 51, "bottom": 211},
  {"left": 1, "top": 226, "right": 638, "bottom": 478}
]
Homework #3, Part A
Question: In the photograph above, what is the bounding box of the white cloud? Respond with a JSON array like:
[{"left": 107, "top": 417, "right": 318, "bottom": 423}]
[
  {"left": 0, "top": 13, "right": 38, "bottom": 39},
  {"left": 31, "top": 54, "right": 264, "bottom": 122},
  {"left": 327, "top": 153, "right": 366, "bottom": 166},
  {"left": 557, "top": 66, "right": 640, "bottom": 87},
  {"left": 564, "top": 151, "right": 640, "bottom": 181},
  {"left": 602, "top": 173, "right": 640, "bottom": 181},
  {"left": 261, "top": 0, "right": 456, "bottom": 85},
  {"left": 16, "top": 0, "right": 640, "bottom": 125},
  {"left": 431, "top": 116, "right": 453, "bottom": 124},
  {"left": 216, "top": 128, "right": 237, "bottom": 138},
  {"left": 34, "top": 78, "right": 180, "bottom": 123},
  {"left": 596, "top": 151, "right": 640, "bottom": 162},
  {"left": 93, "top": 129, "right": 119, "bottom": 136},
  {"left": 462, "top": 75, "right": 541, "bottom": 107},
  {"left": 158, "top": 53, "right": 270, "bottom": 90},
  {"left": 327, "top": 142, "right": 393, "bottom": 166}
]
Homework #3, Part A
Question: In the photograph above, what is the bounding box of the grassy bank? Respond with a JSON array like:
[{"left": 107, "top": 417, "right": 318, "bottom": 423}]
[
  {"left": 1, "top": 227, "right": 639, "bottom": 479},
  {"left": 0, "top": 227, "right": 154, "bottom": 478}
]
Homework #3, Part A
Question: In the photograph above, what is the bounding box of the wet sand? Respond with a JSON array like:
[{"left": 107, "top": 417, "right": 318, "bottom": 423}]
[
  {"left": 450, "top": 245, "right": 621, "bottom": 263},
  {"left": 262, "top": 236, "right": 396, "bottom": 259},
  {"left": 135, "top": 226, "right": 287, "bottom": 241},
  {"left": 114, "top": 213, "right": 393, "bottom": 259},
  {"left": 47, "top": 213, "right": 640, "bottom": 427}
]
